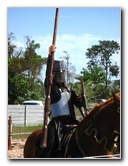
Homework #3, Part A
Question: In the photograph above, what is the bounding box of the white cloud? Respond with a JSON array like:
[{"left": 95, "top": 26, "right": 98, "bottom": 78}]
[
  {"left": 34, "top": 33, "right": 101, "bottom": 73},
  {"left": 14, "top": 33, "right": 120, "bottom": 80}
]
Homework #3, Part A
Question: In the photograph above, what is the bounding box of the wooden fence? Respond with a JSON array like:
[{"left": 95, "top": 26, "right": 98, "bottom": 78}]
[{"left": 8, "top": 105, "right": 44, "bottom": 126}]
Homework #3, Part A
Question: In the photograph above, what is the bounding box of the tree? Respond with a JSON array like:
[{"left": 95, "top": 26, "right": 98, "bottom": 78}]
[
  {"left": 59, "top": 51, "right": 77, "bottom": 85},
  {"left": 80, "top": 66, "right": 106, "bottom": 102},
  {"left": 8, "top": 33, "right": 47, "bottom": 104},
  {"left": 8, "top": 32, "right": 16, "bottom": 57},
  {"left": 85, "top": 40, "right": 120, "bottom": 98},
  {"left": 23, "top": 36, "right": 47, "bottom": 91}
]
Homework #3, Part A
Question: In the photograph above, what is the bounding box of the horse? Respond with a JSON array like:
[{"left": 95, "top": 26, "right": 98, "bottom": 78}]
[{"left": 24, "top": 92, "right": 120, "bottom": 158}]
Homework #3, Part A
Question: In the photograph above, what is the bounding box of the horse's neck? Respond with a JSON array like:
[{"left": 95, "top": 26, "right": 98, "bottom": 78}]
[
  {"left": 73, "top": 97, "right": 120, "bottom": 157},
  {"left": 80, "top": 102, "right": 113, "bottom": 138}
]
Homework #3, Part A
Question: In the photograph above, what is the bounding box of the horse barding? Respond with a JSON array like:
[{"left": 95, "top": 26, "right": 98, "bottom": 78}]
[{"left": 24, "top": 92, "right": 120, "bottom": 158}]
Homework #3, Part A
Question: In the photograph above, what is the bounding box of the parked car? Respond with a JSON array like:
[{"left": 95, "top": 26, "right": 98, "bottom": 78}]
[
  {"left": 97, "top": 99, "right": 106, "bottom": 104},
  {"left": 23, "top": 100, "right": 43, "bottom": 105}
]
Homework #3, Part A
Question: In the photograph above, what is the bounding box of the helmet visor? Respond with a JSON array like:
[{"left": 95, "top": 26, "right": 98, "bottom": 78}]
[{"left": 53, "top": 71, "right": 66, "bottom": 83}]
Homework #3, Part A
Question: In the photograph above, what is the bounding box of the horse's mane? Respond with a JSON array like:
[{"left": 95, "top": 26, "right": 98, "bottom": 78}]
[{"left": 89, "top": 92, "right": 120, "bottom": 115}]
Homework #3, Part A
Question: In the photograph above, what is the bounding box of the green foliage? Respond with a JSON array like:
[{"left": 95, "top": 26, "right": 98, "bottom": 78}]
[
  {"left": 81, "top": 65, "right": 105, "bottom": 84},
  {"left": 8, "top": 32, "right": 16, "bottom": 57},
  {"left": 68, "top": 40, "right": 120, "bottom": 102},
  {"left": 8, "top": 33, "right": 47, "bottom": 104},
  {"left": 109, "top": 65, "right": 119, "bottom": 77},
  {"left": 8, "top": 33, "right": 120, "bottom": 105},
  {"left": 85, "top": 40, "right": 120, "bottom": 98},
  {"left": 79, "top": 68, "right": 105, "bottom": 102},
  {"left": 8, "top": 74, "right": 30, "bottom": 104}
]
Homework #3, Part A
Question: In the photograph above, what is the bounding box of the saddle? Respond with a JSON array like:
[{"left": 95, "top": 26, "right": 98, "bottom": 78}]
[
  {"left": 52, "top": 120, "right": 78, "bottom": 157},
  {"left": 61, "top": 124, "right": 77, "bottom": 133}
]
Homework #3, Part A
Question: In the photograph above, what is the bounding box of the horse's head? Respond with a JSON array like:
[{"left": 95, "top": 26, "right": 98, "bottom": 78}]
[
  {"left": 100, "top": 92, "right": 120, "bottom": 152},
  {"left": 69, "top": 93, "right": 120, "bottom": 157},
  {"left": 83, "top": 92, "right": 120, "bottom": 153},
  {"left": 108, "top": 92, "right": 120, "bottom": 153},
  {"left": 111, "top": 92, "right": 120, "bottom": 133},
  {"left": 88, "top": 92, "right": 120, "bottom": 132}
]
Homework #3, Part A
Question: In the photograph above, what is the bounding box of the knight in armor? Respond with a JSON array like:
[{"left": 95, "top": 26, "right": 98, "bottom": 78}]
[{"left": 41, "top": 45, "right": 85, "bottom": 158}]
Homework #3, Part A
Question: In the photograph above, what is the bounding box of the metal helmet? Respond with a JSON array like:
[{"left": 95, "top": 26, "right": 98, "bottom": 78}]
[{"left": 53, "top": 60, "right": 66, "bottom": 83}]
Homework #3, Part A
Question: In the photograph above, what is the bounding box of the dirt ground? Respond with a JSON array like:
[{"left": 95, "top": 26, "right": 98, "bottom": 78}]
[
  {"left": 8, "top": 139, "right": 120, "bottom": 159},
  {"left": 8, "top": 139, "right": 26, "bottom": 159}
]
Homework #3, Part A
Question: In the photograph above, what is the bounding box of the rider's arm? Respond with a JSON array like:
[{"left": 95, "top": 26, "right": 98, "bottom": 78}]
[
  {"left": 44, "top": 45, "right": 61, "bottom": 104},
  {"left": 70, "top": 90, "right": 83, "bottom": 108}
]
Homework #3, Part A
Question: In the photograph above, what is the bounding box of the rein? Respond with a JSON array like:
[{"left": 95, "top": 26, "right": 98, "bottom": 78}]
[
  {"left": 76, "top": 127, "right": 87, "bottom": 157},
  {"left": 83, "top": 116, "right": 120, "bottom": 151},
  {"left": 64, "top": 96, "right": 120, "bottom": 158},
  {"left": 63, "top": 128, "right": 76, "bottom": 158},
  {"left": 75, "top": 102, "right": 120, "bottom": 157}
]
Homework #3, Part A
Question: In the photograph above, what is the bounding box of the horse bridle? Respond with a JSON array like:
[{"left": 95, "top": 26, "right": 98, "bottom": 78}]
[
  {"left": 75, "top": 105, "right": 120, "bottom": 157},
  {"left": 64, "top": 102, "right": 120, "bottom": 158}
]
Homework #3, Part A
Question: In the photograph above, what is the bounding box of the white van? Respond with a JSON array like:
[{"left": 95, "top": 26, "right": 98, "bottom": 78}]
[
  {"left": 23, "top": 100, "right": 43, "bottom": 105},
  {"left": 97, "top": 99, "right": 106, "bottom": 103}
]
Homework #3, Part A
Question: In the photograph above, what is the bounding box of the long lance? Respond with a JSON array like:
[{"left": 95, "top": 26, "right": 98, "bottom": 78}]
[
  {"left": 80, "top": 76, "right": 89, "bottom": 116},
  {"left": 41, "top": 8, "right": 59, "bottom": 148}
]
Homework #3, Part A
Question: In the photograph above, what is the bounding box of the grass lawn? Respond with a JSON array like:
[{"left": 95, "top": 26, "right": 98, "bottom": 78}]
[{"left": 11, "top": 125, "right": 42, "bottom": 139}]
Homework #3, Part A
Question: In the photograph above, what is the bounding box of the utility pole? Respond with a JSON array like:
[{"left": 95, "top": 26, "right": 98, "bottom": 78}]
[{"left": 60, "top": 51, "right": 70, "bottom": 86}]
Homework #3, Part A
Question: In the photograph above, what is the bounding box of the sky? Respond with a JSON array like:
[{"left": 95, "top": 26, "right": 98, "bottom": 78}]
[
  {"left": 8, "top": 7, "right": 121, "bottom": 80},
  {"left": 1, "top": 1, "right": 128, "bottom": 164}
]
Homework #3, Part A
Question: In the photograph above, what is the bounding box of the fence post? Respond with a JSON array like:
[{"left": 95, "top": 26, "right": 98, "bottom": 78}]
[
  {"left": 24, "top": 105, "right": 27, "bottom": 127},
  {"left": 8, "top": 116, "right": 12, "bottom": 150}
]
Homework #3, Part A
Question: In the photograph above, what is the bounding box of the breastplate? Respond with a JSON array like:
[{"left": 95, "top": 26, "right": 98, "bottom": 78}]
[{"left": 51, "top": 91, "right": 70, "bottom": 118}]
